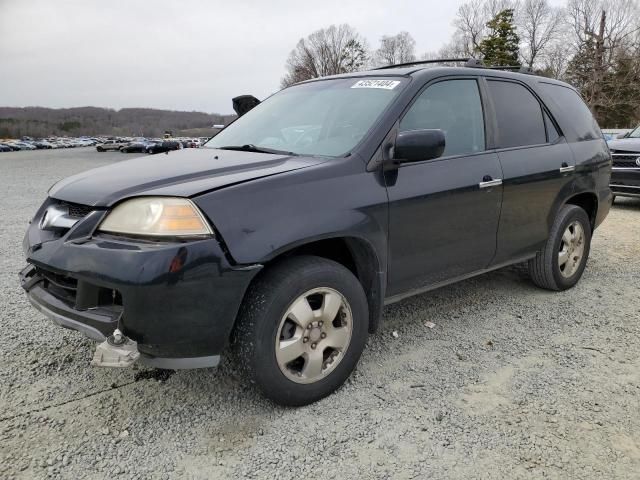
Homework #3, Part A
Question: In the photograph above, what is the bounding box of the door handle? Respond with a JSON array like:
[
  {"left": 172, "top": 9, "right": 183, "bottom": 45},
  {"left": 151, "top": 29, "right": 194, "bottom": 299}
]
[
  {"left": 479, "top": 177, "right": 503, "bottom": 189},
  {"left": 559, "top": 163, "right": 575, "bottom": 173}
]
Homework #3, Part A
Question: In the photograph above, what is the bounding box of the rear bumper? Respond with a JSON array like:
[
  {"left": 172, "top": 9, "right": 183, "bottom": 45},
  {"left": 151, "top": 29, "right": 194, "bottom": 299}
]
[{"left": 21, "top": 204, "right": 261, "bottom": 367}]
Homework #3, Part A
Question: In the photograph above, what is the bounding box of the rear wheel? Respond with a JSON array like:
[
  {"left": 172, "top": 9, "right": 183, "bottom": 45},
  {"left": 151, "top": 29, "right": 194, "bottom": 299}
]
[
  {"left": 232, "top": 256, "right": 368, "bottom": 406},
  {"left": 528, "top": 204, "right": 591, "bottom": 291},
  {"left": 96, "top": 146, "right": 104, "bottom": 152}
]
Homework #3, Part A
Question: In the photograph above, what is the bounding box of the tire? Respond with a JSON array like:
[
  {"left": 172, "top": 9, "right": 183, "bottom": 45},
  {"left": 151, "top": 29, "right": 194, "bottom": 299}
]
[
  {"left": 528, "top": 204, "right": 592, "bottom": 291},
  {"left": 96, "top": 147, "right": 104, "bottom": 152},
  {"left": 232, "top": 255, "right": 369, "bottom": 406}
]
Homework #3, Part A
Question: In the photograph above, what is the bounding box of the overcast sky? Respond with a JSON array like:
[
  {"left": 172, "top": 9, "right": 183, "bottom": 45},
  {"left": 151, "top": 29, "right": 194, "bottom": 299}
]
[{"left": 2, "top": 0, "right": 489, "bottom": 114}]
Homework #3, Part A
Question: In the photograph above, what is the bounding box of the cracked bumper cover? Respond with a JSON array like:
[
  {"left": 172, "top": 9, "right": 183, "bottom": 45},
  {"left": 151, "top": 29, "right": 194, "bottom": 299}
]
[{"left": 21, "top": 208, "right": 261, "bottom": 369}]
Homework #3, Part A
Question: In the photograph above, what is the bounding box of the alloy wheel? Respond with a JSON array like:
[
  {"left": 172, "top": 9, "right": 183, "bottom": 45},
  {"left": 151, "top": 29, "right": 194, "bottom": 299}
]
[
  {"left": 275, "top": 287, "right": 353, "bottom": 384},
  {"left": 558, "top": 220, "right": 585, "bottom": 278}
]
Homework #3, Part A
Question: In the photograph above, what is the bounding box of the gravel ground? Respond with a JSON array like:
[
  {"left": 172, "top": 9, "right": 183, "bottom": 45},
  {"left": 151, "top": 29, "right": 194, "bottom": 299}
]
[{"left": 1, "top": 148, "right": 639, "bottom": 480}]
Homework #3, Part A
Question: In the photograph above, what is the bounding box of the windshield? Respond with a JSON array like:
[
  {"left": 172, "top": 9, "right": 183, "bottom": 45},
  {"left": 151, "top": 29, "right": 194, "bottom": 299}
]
[
  {"left": 205, "top": 77, "right": 406, "bottom": 157},
  {"left": 629, "top": 125, "right": 640, "bottom": 138}
]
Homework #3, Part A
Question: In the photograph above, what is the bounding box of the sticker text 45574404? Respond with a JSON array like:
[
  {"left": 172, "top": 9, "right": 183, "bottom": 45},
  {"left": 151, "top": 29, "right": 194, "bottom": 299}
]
[{"left": 351, "top": 80, "right": 401, "bottom": 90}]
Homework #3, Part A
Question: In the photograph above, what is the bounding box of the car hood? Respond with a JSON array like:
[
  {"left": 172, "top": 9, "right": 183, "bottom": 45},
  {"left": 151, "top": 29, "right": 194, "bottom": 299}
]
[
  {"left": 607, "top": 138, "right": 640, "bottom": 152},
  {"left": 49, "top": 148, "right": 329, "bottom": 207}
]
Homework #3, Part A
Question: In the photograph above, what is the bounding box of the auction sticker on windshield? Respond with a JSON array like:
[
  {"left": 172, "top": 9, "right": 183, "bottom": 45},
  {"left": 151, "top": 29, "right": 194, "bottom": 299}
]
[{"left": 351, "top": 79, "right": 401, "bottom": 90}]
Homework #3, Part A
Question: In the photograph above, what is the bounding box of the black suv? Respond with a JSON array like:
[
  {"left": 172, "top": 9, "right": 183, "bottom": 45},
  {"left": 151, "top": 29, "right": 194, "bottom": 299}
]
[
  {"left": 607, "top": 124, "right": 640, "bottom": 200},
  {"left": 147, "top": 140, "right": 183, "bottom": 154},
  {"left": 20, "top": 61, "right": 612, "bottom": 405}
]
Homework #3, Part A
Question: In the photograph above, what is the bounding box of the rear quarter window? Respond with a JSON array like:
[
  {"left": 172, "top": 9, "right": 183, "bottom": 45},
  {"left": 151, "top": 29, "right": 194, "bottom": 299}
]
[{"left": 539, "top": 83, "right": 601, "bottom": 141}]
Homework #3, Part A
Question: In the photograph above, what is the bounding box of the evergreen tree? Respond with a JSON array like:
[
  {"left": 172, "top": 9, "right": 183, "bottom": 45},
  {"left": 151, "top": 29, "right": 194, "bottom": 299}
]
[
  {"left": 598, "top": 51, "right": 640, "bottom": 128},
  {"left": 477, "top": 9, "right": 520, "bottom": 66},
  {"left": 565, "top": 39, "right": 597, "bottom": 105}
]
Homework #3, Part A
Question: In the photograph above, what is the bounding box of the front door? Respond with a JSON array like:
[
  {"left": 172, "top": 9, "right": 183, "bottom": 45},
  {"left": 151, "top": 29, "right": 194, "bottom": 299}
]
[{"left": 386, "top": 78, "right": 503, "bottom": 297}]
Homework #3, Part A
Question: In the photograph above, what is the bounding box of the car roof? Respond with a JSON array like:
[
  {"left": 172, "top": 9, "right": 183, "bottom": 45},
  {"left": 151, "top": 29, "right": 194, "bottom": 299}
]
[{"left": 299, "top": 65, "right": 574, "bottom": 90}]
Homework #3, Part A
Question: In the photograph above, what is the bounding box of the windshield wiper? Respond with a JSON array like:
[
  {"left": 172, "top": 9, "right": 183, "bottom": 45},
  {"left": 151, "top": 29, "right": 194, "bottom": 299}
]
[{"left": 218, "top": 144, "right": 298, "bottom": 156}]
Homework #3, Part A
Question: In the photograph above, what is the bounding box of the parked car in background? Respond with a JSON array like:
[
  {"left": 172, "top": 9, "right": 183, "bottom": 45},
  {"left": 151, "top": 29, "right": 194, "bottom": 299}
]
[
  {"left": 121, "top": 140, "right": 155, "bottom": 153},
  {"left": 601, "top": 128, "right": 632, "bottom": 141},
  {"left": 147, "top": 140, "right": 182, "bottom": 154},
  {"left": 1, "top": 136, "right": 105, "bottom": 151},
  {"left": 0, "top": 143, "right": 12, "bottom": 152},
  {"left": 32, "top": 140, "right": 54, "bottom": 149},
  {"left": 0, "top": 142, "right": 20, "bottom": 151},
  {"left": 55, "top": 139, "right": 73, "bottom": 148},
  {"left": 7, "top": 141, "right": 36, "bottom": 150},
  {"left": 96, "top": 140, "right": 127, "bottom": 152},
  {"left": 607, "top": 124, "right": 640, "bottom": 200}
]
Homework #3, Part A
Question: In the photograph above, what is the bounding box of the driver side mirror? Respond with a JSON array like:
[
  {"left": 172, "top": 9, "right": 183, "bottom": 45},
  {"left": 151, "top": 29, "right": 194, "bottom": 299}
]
[{"left": 393, "top": 129, "right": 445, "bottom": 163}]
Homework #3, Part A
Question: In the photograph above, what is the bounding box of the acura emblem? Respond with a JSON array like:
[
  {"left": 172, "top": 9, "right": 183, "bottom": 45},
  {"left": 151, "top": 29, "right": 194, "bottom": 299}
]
[
  {"left": 39, "top": 205, "right": 78, "bottom": 230},
  {"left": 636, "top": 157, "right": 640, "bottom": 167}
]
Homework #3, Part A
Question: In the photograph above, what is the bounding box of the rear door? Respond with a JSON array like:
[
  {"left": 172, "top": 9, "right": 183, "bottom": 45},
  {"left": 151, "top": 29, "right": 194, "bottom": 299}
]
[
  {"left": 386, "top": 78, "right": 504, "bottom": 297},
  {"left": 485, "top": 78, "right": 575, "bottom": 265}
]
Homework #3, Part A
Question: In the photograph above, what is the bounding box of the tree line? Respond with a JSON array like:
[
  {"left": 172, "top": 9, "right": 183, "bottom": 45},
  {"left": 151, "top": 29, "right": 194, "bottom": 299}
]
[
  {"left": 0, "top": 107, "right": 235, "bottom": 139},
  {"left": 281, "top": 0, "right": 640, "bottom": 128}
]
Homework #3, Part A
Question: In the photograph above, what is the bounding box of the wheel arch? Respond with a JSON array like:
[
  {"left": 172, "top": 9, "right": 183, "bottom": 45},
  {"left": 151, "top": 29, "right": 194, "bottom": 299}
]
[
  {"left": 565, "top": 191, "right": 598, "bottom": 230},
  {"left": 240, "top": 236, "right": 385, "bottom": 335}
]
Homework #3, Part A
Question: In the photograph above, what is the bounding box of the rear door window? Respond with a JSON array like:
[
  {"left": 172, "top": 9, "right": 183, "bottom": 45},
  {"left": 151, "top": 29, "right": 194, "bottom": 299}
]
[
  {"left": 488, "top": 80, "right": 546, "bottom": 148},
  {"left": 400, "top": 79, "right": 485, "bottom": 157}
]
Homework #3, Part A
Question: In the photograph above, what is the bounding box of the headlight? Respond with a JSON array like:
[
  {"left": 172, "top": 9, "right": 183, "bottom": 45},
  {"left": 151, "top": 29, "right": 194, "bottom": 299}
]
[{"left": 98, "top": 197, "right": 213, "bottom": 237}]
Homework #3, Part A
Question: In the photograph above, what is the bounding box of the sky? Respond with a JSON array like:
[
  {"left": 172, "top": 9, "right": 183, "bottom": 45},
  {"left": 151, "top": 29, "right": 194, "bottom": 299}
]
[{"left": 1, "top": 0, "right": 484, "bottom": 114}]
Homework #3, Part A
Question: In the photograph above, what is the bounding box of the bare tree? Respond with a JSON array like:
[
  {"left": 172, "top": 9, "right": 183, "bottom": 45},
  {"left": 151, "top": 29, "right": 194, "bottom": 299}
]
[
  {"left": 539, "top": 38, "right": 572, "bottom": 78},
  {"left": 281, "top": 24, "right": 369, "bottom": 87},
  {"left": 518, "top": 0, "right": 565, "bottom": 67},
  {"left": 453, "top": 0, "right": 519, "bottom": 56},
  {"left": 566, "top": 0, "right": 639, "bottom": 50},
  {"left": 454, "top": 0, "right": 487, "bottom": 55},
  {"left": 374, "top": 32, "right": 417, "bottom": 66},
  {"left": 565, "top": 0, "right": 640, "bottom": 110}
]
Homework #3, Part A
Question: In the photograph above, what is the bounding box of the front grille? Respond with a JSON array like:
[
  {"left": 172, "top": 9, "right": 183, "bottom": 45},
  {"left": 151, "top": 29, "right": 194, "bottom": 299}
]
[
  {"left": 60, "top": 201, "right": 94, "bottom": 218},
  {"left": 611, "top": 153, "right": 640, "bottom": 168}
]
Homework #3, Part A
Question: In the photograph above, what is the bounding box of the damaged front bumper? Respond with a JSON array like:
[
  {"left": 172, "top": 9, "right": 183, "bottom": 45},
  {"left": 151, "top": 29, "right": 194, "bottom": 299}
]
[
  {"left": 20, "top": 199, "right": 262, "bottom": 370},
  {"left": 21, "top": 265, "right": 118, "bottom": 342}
]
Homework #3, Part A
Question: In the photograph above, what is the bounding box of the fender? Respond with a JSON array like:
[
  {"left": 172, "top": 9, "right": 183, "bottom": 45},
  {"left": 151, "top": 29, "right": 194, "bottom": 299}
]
[
  {"left": 193, "top": 155, "right": 389, "bottom": 272},
  {"left": 194, "top": 156, "right": 389, "bottom": 333},
  {"left": 565, "top": 137, "right": 612, "bottom": 229}
]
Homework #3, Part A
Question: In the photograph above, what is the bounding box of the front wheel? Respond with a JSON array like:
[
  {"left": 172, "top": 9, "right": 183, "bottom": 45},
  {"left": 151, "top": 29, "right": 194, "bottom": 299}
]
[
  {"left": 528, "top": 204, "right": 592, "bottom": 291},
  {"left": 232, "top": 256, "right": 369, "bottom": 406}
]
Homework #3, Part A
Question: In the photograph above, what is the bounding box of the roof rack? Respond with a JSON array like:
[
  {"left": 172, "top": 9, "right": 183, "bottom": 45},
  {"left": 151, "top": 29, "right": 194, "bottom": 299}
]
[
  {"left": 374, "top": 58, "right": 478, "bottom": 70},
  {"left": 481, "top": 65, "right": 534, "bottom": 74},
  {"left": 374, "top": 58, "right": 535, "bottom": 75}
]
